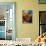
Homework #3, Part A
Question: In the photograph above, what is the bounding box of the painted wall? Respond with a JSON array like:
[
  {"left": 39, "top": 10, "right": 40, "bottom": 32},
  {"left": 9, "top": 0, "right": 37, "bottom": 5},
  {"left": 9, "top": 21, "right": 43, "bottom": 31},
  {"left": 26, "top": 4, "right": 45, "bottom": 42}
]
[
  {"left": 16, "top": 0, "right": 39, "bottom": 40},
  {"left": 0, "top": 0, "right": 45, "bottom": 40}
]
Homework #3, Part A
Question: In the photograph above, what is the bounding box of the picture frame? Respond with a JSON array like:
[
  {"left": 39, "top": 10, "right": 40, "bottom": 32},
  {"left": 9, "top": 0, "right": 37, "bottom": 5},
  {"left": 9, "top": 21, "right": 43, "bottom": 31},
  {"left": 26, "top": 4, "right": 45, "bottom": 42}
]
[{"left": 22, "top": 10, "right": 32, "bottom": 23}]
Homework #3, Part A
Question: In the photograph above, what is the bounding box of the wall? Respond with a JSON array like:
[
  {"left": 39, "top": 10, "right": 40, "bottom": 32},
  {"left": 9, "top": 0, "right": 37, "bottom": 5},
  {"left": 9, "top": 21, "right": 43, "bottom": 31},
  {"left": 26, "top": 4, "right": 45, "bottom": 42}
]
[
  {"left": 0, "top": 0, "right": 45, "bottom": 40},
  {"left": 16, "top": 0, "right": 39, "bottom": 40}
]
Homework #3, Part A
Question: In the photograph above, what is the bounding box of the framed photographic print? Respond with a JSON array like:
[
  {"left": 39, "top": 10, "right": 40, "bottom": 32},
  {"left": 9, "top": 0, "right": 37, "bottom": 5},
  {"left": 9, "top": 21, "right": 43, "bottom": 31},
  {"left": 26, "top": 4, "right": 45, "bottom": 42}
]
[
  {"left": 39, "top": 11, "right": 46, "bottom": 35},
  {"left": 0, "top": 2, "right": 16, "bottom": 40},
  {"left": 39, "top": 0, "right": 46, "bottom": 4},
  {"left": 22, "top": 10, "right": 32, "bottom": 23}
]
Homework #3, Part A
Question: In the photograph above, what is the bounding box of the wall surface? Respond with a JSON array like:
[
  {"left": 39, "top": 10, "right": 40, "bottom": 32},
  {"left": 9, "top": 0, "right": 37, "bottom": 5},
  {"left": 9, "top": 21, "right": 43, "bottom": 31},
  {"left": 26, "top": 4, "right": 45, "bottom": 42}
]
[
  {"left": 0, "top": 0, "right": 45, "bottom": 40},
  {"left": 16, "top": 0, "right": 39, "bottom": 40}
]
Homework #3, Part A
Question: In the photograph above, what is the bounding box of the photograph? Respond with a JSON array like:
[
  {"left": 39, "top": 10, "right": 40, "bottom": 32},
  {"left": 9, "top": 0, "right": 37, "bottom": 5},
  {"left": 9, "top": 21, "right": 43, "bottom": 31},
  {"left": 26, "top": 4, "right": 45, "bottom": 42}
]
[
  {"left": 22, "top": 10, "right": 32, "bottom": 23},
  {"left": 39, "top": 0, "right": 46, "bottom": 4}
]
